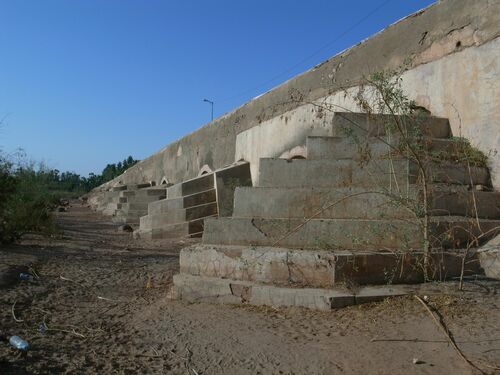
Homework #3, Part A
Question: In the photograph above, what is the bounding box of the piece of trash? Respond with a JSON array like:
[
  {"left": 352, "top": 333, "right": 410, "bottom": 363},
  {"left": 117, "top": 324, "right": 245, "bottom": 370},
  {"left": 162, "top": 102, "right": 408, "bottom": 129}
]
[
  {"left": 423, "top": 295, "right": 429, "bottom": 302},
  {"left": 146, "top": 276, "right": 153, "bottom": 289},
  {"left": 413, "top": 358, "right": 424, "bottom": 365},
  {"left": 19, "top": 273, "right": 32, "bottom": 281},
  {"left": 9, "top": 335, "right": 29, "bottom": 351},
  {"left": 38, "top": 324, "right": 46, "bottom": 333}
]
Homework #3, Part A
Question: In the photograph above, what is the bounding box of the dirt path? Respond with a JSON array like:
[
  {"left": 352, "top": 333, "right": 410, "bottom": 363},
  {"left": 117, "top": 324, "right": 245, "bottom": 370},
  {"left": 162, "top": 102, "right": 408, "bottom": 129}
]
[{"left": 1, "top": 202, "right": 499, "bottom": 374}]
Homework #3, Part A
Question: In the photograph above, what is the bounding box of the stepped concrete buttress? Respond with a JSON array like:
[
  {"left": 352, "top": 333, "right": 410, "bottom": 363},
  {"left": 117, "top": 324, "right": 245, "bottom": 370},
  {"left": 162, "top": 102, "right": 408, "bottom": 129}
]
[
  {"left": 111, "top": 187, "right": 167, "bottom": 225},
  {"left": 171, "top": 112, "right": 500, "bottom": 310},
  {"left": 133, "top": 162, "right": 252, "bottom": 239}
]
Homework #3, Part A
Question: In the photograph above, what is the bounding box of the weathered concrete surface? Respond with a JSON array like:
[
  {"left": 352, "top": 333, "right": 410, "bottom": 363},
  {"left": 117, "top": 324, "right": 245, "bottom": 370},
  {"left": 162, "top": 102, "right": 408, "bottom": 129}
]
[
  {"left": 232, "top": 186, "right": 500, "bottom": 220},
  {"left": 139, "top": 202, "right": 218, "bottom": 228},
  {"left": 478, "top": 234, "right": 500, "bottom": 280},
  {"left": 214, "top": 162, "right": 253, "bottom": 217},
  {"left": 172, "top": 274, "right": 424, "bottom": 310},
  {"left": 167, "top": 173, "right": 215, "bottom": 199},
  {"left": 148, "top": 189, "right": 216, "bottom": 215},
  {"left": 258, "top": 158, "right": 491, "bottom": 189},
  {"left": 307, "top": 136, "right": 464, "bottom": 161},
  {"left": 179, "top": 244, "right": 478, "bottom": 287},
  {"left": 134, "top": 162, "right": 252, "bottom": 239},
  {"left": 91, "top": 0, "right": 500, "bottom": 194},
  {"left": 202, "top": 216, "right": 500, "bottom": 250}
]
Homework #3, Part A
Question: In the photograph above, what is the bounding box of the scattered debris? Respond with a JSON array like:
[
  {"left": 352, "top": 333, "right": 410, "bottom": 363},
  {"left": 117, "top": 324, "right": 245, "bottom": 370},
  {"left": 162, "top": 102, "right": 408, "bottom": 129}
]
[
  {"left": 18, "top": 273, "right": 32, "bottom": 281},
  {"left": 118, "top": 224, "right": 133, "bottom": 232},
  {"left": 9, "top": 335, "right": 29, "bottom": 351},
  {"left": 11, "top": 301, "right": 23, "bottom": 323}
]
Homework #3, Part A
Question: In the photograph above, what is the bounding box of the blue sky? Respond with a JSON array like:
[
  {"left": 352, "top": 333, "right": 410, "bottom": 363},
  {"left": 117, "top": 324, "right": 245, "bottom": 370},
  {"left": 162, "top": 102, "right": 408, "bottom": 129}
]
[{"left": 0, "top": 0, "right": 435, "bottom": 176}]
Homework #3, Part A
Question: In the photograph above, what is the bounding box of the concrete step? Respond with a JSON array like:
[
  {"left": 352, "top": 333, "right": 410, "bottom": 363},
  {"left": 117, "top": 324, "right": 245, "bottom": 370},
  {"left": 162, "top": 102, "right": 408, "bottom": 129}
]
[
  {"left": 120, "top": 202, "right": 149, "bottom": 212},
  {"left": 112, "top": 210, "right": 146, "bottom": 224},
  {"left": 258, "top": 158, "right": 490, "bottom": 188},
  {"left": 140, "top": 202, "right": 218, "bottom": 228},
  {"left": 167, "top": 173, "right": 215, "bottom": 199},
  {"left": 148, "top": 189, "right": 217, "bottom": 215},
  {"left": 332, "top": 112, "right": 451, "bottom": 139},
  {"left": 119, "top": 188, "right": 166, "bottom": 199},
  {"left": 134, "top": 216, "right": 215, "bottom": 240},
  {"left": 171, "top": 274, "right": 458, "bottom": 311},
  {"left": 234, "top": 186, "right": 414, "bottom": 219},
  {"left": 306, "top": 136, "right": 460, "bottom": 160},
  {"left": 232, "top": 186, "right": 500, "bottom": 220},
  {"left": 429, "top": 190, "right": 500, "bottom": 219},
  {"left": 179, "top": 244, "right": 478, "bottom": 288},
  {"left": 202, "top": 216, "right": 500, "bottom": 250}
]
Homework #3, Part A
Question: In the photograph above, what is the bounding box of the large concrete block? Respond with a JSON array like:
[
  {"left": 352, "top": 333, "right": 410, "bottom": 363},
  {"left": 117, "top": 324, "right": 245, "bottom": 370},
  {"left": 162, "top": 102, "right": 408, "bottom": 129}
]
[
  {"left": 134, "top": 216, "right": 215, "bottom": 239},
  {"left": 233, "top": 186, "right": 416, "bottom": 220},
  {"left": 171, "top": 274, "right": 414, "bottom": 310},
  {"left": 331, "top": 112, "right": 451, "bottom": 139},
  {"left": 203, "top": 216, "right": 500, "bottom": 250},
  {"left": 258, "top": 158, "right": 490, "bottom": 189},
  {"left": 167, "top": 173, "right": 215, "bottom": 199},
  {"left": 140, "top": 202, "right": 217, "bottom": 228},
  {"left": 233, "top": 185, "right": 499, "bottom": 220},
  {"left": 306, "top": 136, "right": 461, "bottom": 161},
  {"left": 148, "top": 189, "right": 216, "bottom": 215},
  {"left": 477, "top": 235, "right": 500, "bottom": 280},
  {"left": 430, "top": 190, "right": 500, "bottom": 219},
  {"left": 179, "top": 244, "right": 477, "bottom": 287},
  {"left": 214, "top": 162, "right": 252, "bottom": 217}
]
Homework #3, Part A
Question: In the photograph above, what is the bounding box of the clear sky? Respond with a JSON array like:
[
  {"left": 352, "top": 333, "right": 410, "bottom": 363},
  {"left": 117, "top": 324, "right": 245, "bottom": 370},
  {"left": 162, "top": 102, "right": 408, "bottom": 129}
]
[{"left": 0, "top": 0, "right": 436, "bottom": 176}]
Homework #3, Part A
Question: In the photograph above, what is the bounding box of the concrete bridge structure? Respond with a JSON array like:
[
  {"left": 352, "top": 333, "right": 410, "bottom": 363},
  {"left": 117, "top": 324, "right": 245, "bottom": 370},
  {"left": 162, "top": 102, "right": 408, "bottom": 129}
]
[{"left": 89, "top": 0, "right": 500, "bottom": 309}]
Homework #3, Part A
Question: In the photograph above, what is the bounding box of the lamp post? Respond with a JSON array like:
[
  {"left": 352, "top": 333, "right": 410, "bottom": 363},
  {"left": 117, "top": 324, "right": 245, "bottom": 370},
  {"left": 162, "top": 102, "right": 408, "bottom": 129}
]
[{"left": 203, "top": 98, "right": 214, "bottom": 121}]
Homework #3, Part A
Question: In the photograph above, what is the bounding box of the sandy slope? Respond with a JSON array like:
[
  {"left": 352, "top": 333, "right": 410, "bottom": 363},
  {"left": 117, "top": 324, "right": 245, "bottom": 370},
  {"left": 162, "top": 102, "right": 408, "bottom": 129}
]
[{"left": 0, "top": 203, "right": 499, "bottom": 374}]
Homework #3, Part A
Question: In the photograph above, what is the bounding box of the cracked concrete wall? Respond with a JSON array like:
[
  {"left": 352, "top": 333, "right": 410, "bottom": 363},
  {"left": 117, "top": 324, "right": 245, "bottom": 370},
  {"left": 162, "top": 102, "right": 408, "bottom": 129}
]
[{"left": 95, "top": 0, "right": 500, "bottom": 193}]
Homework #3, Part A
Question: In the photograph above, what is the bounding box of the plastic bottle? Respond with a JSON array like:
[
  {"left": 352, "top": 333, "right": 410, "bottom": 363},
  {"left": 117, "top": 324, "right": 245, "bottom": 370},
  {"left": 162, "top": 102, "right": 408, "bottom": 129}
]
[
  {"left": 19, "top": 273, "right": 32, "bottom": 281},
  {"left": 9, "top": 335, "right": 29, "bottom": 350}
]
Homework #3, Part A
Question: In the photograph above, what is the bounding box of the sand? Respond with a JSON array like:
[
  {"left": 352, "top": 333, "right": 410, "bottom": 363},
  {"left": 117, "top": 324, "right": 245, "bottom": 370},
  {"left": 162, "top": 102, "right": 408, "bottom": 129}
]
[{"left": 1, "top": 202, "right": 499, "bottom": 374}]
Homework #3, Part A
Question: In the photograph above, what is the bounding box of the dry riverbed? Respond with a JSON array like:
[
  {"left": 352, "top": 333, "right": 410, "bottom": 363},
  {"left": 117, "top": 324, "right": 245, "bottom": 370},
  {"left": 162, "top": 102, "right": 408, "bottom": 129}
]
[{"left": 1, "top": 203, "right": 499, "bottom": 374}]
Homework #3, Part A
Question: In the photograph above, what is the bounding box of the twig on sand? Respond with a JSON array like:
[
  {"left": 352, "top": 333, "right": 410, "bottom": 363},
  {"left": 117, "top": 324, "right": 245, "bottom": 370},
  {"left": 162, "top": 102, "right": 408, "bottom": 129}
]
[
  {"left": 60, "top": 275, "right": 124, "bottom": 303},
  {"left": 41, "top": 321, "right": 86, "bottom": 338},
  {"left": 11, "top": 301, "right": 24, "bottom": 323},
  {"left": 97, "top": 296, "right": 122, "bottom": 303},
  {"left": 59, "top": 275, "right": 85, "bottom": 287},
  {"left": 414, "top": 295, "right": 486, "bottom": 374}
]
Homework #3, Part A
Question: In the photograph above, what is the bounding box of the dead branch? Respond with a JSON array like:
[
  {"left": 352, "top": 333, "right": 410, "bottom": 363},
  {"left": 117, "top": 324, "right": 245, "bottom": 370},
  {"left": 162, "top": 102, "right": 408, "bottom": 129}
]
[
  {"left": 414, "top": 295, "right": 485, "bottom": 374},
  {"left": 11, "top": 301, "right": 23, "bottom": 323}
]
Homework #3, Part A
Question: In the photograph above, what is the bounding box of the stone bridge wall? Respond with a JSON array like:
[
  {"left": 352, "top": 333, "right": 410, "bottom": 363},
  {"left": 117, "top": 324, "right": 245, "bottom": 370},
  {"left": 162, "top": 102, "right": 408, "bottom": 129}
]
[{"left": 95, "top": 0, "right": 499, "bottom": 192}]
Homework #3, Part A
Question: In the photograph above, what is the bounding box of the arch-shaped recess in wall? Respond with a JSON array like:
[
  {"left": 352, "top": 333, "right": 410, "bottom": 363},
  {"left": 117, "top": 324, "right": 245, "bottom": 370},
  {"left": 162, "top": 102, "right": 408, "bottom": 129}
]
[
  {"left": 160, "top": 176, "right": 169, "bottom": 185},
  {"left": 198, "top": 164, "right": 213, "bottom": 176},
  {"left": 278, "top": 145, "right": 307, "bottom": 160}
]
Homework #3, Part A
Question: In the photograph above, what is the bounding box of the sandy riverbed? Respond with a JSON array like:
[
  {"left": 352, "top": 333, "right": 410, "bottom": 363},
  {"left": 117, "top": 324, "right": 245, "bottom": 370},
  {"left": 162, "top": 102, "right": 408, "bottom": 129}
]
[{"left": 1, "top": 203, "right": 499, "bottom": 374}]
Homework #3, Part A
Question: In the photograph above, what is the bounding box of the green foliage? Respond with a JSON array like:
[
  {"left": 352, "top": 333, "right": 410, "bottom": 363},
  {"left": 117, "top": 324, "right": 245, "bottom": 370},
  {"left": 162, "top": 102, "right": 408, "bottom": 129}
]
[
  {"left": 0, "top": 151, "right": 139, "bottom": 243},
  {"left": 431, "top": 137, "right": 488, "bottom": 167}
]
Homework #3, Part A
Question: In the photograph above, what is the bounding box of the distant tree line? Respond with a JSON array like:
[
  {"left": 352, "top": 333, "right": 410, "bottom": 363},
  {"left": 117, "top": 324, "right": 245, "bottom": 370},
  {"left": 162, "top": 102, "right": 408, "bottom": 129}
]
[{"left": 0, "top": 152, "right": 139, "bottom": 243}]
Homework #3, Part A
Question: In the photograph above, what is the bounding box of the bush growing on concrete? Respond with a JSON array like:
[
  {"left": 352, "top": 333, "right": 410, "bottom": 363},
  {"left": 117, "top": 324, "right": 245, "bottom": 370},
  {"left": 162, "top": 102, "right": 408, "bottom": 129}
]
[{"left": 287, "top": 64, "right": 496, "bottom": 285}]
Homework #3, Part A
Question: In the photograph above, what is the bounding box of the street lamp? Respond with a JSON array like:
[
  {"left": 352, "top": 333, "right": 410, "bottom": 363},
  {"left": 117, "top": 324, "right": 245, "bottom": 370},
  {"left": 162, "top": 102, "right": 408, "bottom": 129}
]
[{"left": 203, "top": 98, "right": 214, "bottom": 121}]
